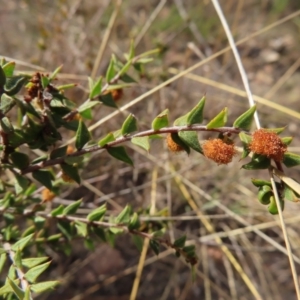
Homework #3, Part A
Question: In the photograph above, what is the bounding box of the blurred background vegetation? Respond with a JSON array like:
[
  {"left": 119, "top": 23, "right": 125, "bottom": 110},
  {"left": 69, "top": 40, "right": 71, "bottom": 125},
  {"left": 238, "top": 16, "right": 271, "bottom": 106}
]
[{"left": 1, "top": 0, "right": 300, "bottom": 299}]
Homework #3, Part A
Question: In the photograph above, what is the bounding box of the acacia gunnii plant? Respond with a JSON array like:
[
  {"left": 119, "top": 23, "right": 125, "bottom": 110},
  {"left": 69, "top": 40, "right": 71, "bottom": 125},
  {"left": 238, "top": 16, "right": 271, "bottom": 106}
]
[{"left": 1, "top": 43, "right": 300, "bottom": 299}]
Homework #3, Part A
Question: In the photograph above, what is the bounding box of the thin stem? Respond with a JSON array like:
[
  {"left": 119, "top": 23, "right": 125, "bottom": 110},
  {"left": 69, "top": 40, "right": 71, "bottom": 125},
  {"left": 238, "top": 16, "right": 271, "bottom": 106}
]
[
  {"left": 3, "top": 243, "right": 32, "bottom": 298},
  {"left": 20, "top": 125, "right": 244, "bottom": 175},
  {"left": 269, "top": 169, "right": 300, "bottom": 300},
  {"left": 90, "top": 0, "right": 122, "bottom": 80},
  {"left": 211, "top": 0, "right": 260, "bottom": 129}
]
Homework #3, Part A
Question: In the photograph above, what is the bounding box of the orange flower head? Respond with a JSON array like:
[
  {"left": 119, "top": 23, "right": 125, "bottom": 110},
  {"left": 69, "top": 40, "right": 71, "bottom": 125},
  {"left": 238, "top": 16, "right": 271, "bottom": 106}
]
[
  {"left": 166, "top": 133, "right": 184, "bottom": 153},
  {"left": 111, "top": 88, "right": 123, "bottom": 101},
  {"left": 202, "top": 138, "right": 237, "bottom": 165},
  {"left": 66, "top": 145, "right": 74, "bottom": 155},
  {"left": 103, "top": 89, "right": 123, "bottom": 102},
  {"left": 42, "top": 188, "right": 56, "bottom": 202},
  {"left": 249, "top": 129, "right": 287, "bottom": 161},
  {"left": 61, "top": 172, "right": 74, "bottom": 183}
]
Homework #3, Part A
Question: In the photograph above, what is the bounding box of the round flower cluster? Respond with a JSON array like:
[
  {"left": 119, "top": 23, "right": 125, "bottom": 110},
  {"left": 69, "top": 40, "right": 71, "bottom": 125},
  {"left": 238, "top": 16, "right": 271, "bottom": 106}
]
[
  {"left": 166, "top": 133, "right": 184, "bottom": 153},
  {"left": 42, "top": 188, "right": 56, "bottom": 202},
  {"left": 202, "top": 138, "right": 236, "bottom": 165},
  {"left": 249, "top": 129, "right": 287, "bottom": 162}
]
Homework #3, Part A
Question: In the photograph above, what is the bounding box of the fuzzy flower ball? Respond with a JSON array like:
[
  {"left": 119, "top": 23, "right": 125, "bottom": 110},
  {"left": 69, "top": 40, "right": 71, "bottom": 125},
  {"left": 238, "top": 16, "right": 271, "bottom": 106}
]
[
  {"left": 249, "top": 129, "right": 287, "bottom": 162},
  {"left": 202, "top": 138, "right": 236, "bottom": 165},
  {"left": 166, "top": 133, "right": 184, "bottom": 153}
]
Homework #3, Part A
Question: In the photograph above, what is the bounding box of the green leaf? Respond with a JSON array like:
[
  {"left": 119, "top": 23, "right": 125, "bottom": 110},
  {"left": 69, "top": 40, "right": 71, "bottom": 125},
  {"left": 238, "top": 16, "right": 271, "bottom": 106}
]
[
  {"left": 0, "top": 65, "right": 6, "bottom": 87},
  {"left": 75, "top": 120, "right": 91, "bottom": 150},
  {"left": 128, "top": 39, "right": 135, "bottom": 60},
  {"left": 258, "top": 185, "right": 273, "bottom": 205},
  {"left": 57, "top": 221, "right": 74, "bottom": 240},
  {"left": 0, "top": 280, "right": 16, "bottom": 295},
  {"left": 178, "top": 131, "right": 202, "bottom": 153},
  {"left": 182, "top": 245, "right": 196, "bottom": 256},
  {"left": 30, "top": 281, "right": 59, "bottom": 293},
  {"left": 0, "top": 116, "right": 14, "bottom": 133},
  {"left": 152, "top": 228, "right": 166, "bottom": 238},
  {"left": 2, "top": 61, "right": 15, "bottom": 77},
  {"left": 107, "top": 146, "right": 133, "bottom": 166},
  {"left": 87, "top": 204, "right": 107, "bottom": 221},
  {"left": 89, "top": 77, "right": 102, "bottom": 99},
  {"left": 84, "top": 238, "right": 95, "bottom": 251},
  {"left": 149, "top": 239, "right": 160, "bottom": 255},
  {"left": 121, "top": 114, "right": 137, "bottom": 135},
  {"left": 132, "top": 235, "right": 144, "bottom": 252},
  {"left": 15, "top": 174, "right": 30, "bottom": 195},
  {"left": 174, "top": 97, "right": 206, "bottom": 126},
  {"left": 0, "top": 248, "right": 6, "bottom": 255},
  {"left": 79, "top": 107, "right": 92, "bottom": 119},
  {"left": 267, "top": 127, "right": 286, "bottom": 134},
  {"left": 13, "top": 250, "right": 22, "bottom": 269},
  {"left": 169, "top": 132, "right": 190, "bottom": 154},
  {"left": 64, "top": 156, "right": 84, "bottom": 165},
  {"left": 284, "top": 184, "right": 300, "bottom": 202},
  {"left": 109, "top": 228, "right": 123, "bottom": 238},
  {"left": 24, "top": 183, "right": 37, "bottom": 196},
  {"left": 131, "top": 136, "right": 150, "bottom": 151},
  {"left": 173, "top": 235, "right": 186, "bottom": 248},
  {"left": 106, "top": 56, "right": 115, "bottom": 82},
  {"left": 128, "top": 212, "right": 140, "bottom": 230},
  {"left": 57, "top": 83, "right": 77, "bottom": 90},
  {"left": 25, "top": 262, "right": 51, "bottom": 283},
  {"left": 268, "top": 196, "right": 284, "bottom": 215},
  {"left": 24, "top": 286, "right": 31, "bottom": 300},
  {"left": 283, "top": 152, "right": 300, "bottom": 168},
  {"left": 281, "top": 137, "right": 293, "bottom": 146},
  {"left": 136, "top": 57, "right": 153, "bottom": 64},
  {"left": 10, "top": 152, "right": 30, "bottom": 169},
  {"left": 32, "top": 170, "right": 54, "bottom": 190},
  {"left": 41, "top": 75, "right": 49, "bottom": 89},
  {"left": 239, "top": 132, "right": 252, "bottom": 144},
  {"left": 116, "top": 205, "right": 131, "bottom": 223},
  {"left": 120, "top": 73, "right": 136, "bottom": 83},
  {"left": 113, "top": 129, "right": 122, "bottom": 139},
  {"left": 251, "top": 179, "right": 271, "bottom": 187},
  {"left": 49, "top": 98, "right": 65, "bottom": 108},
  {"left": 50, "top": 146, "right": 67, "bottom": 159},
  {"left": 98, "top": 132, "right": 115, "bottom": 147},
  {"left": 206, "top": 107, "right": 228, "bottom": 129},
  {"left": 0, "top": 93, "right": 15, "bottom": 114},
  {"left": 49, "top": 65, "right": 63, "bottom": 81},
  {"left": 78, "top": 100, "right": 100, "bottom": 113},
  {"left": 119, "top": 59, "right": 132, "bottom": 77},
  {"left": 186, "top": 96, "right": 206, "bottom": 125},
  {"left": 8, "top": 264, "right": 16, "bottom": 279},
  {"left": 91, "top": 227, "right": 106, "bottom": 242},
  {"left": 7, "top": 277, "right": 24, "bottom": 300},
  {"left": 152, "top": 109, "right": 169, "bottom": 130},
  {"left": 75, "top": 221, "right": 88, "bottom": 237},
  {"left": 50, "top": 205, "right": 64, "bottom": 216},
  {"left": 5, "top": 76, "right": 26, "bottom": 96},
  {"left": 12, "top": 234, "right": 34, "bottom": 251},
  {"left": 47, "top": 233, "right": 62, "bottom": 242},
  {"left": 242, "top": 156, "right": 270, "bottom": 170},
  {"left": 62, "top": 199, "right": 82, "bottom": 215},
  {"left": 233, "top": 105, "right": 256, "bottom": 130},
  {"left": 99, "top": 92, "right": 118, "bottom": 108},
  {"left": 239, "top": 132, "right": 252, "bottom": 159},
  {"left": 61, "top": 163, "right": 81, "bottom": 184},
  {"left": 0, "top": 253, "right": 7, "bottom": 273},
  {"left": 22, "top": 257, "right": 49, "bottom": 269},
  {"left": 88, "top": 77, "right": 94, "bottom": 91}
]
